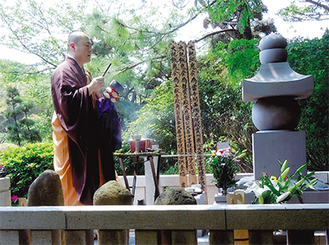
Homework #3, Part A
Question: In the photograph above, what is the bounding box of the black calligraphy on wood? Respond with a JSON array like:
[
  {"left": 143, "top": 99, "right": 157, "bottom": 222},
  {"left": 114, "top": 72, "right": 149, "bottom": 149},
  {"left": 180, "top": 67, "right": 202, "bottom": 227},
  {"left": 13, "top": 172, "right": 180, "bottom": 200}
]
[
  {"left": 170, "top": 41, "right": 187, "bottom": 188},
  {"left": 188, "top": 41, "right": 207, "bottom": 194}
]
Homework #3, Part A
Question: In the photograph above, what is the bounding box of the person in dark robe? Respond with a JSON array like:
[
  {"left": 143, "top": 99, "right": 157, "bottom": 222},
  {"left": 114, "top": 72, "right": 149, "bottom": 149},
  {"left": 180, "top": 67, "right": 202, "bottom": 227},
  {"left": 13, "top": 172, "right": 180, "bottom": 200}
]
[
  {"left": 51, "top": 31, "right": 120, "bottom": 205},
  {"left": 97, "top": 80, "right": 124, "bottom": 182}
]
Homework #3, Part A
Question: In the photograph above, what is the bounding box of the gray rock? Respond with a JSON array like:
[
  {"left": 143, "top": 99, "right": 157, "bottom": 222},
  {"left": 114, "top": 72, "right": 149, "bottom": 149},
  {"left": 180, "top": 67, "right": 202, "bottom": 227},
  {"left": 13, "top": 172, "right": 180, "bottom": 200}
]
[
  {"left": 27, "top": 170, "right": 64, "bottom": 206},
  {"left": 93, "top": 180, "right": 132, "bottom": 205},
  {"left": 155, "top": 188, "right": 197, "bottom": 205}
]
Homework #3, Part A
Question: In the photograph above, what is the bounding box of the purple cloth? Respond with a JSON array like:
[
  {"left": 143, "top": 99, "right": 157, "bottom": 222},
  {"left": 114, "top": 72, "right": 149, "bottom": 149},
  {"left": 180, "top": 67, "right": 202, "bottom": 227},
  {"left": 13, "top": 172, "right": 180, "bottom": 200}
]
[{"left": 96, "top": 97, "right": 122, "bottom": 182}]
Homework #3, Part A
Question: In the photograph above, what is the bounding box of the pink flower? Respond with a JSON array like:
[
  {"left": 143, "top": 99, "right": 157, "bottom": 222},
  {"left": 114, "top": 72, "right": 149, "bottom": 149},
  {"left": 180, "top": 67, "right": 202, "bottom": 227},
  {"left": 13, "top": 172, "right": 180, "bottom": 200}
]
[
  {"left": 11, "top": 195, "right": 18, "bottom": 202},
  {"left": 216, "top": 147, "right": 232, "bottom": 157},
  {"left": 263, "top": 172, "right": 269, "bottom": 177}
]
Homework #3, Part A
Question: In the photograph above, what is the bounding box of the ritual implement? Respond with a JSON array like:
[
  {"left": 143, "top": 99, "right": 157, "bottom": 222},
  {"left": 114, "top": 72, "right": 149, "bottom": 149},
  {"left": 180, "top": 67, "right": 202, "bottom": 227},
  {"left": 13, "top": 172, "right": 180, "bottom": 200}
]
[{"left": 102, "top": 63, "right": 112, "bottom": 77}]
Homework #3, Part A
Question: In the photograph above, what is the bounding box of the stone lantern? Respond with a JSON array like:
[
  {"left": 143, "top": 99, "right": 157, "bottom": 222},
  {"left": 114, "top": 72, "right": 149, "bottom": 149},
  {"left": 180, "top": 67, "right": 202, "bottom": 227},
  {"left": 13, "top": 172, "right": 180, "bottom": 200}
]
[{"left": 242, "top": 34, "right": 314, "bottom": 179}]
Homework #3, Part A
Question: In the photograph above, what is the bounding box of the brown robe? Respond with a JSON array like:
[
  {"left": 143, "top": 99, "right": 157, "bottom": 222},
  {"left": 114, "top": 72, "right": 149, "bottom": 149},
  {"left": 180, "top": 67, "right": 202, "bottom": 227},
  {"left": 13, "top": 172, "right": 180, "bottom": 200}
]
[{"left": 51, "top": 56, "right": 100, "bottom": 205}]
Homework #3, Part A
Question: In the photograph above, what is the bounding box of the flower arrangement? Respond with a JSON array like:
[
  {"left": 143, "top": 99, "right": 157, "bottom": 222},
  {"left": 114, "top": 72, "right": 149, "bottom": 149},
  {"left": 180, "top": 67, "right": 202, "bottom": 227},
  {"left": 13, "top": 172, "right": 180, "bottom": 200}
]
[
  {"left": 209, "top": 146, "right": 246, "bottom": 195},
  {"left": 247, "top": 160, "right": 317, "bottom": 204}
]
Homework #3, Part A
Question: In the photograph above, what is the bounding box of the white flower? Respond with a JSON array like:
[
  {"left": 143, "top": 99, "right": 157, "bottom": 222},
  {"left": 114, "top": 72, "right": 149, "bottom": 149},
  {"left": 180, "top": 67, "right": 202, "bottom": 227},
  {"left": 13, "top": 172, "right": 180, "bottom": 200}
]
[
  {"left": 245, "top": 182, "right": 269, "bottom": 198},
  {"left": 271, "top": 180, "right": 280, "bottom": 191},
  {"left": 276, "top": 191, "right": 291, "bottom": 203}
]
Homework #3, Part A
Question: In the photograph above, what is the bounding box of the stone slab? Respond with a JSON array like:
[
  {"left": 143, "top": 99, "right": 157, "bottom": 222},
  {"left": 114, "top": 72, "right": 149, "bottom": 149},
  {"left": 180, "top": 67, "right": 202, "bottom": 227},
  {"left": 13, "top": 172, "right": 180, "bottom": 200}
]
[
  {"left": 253, "top": 130, "right": 306, "bottom": 179},
  {"left": 0, "top": 230, "right": 19, "bottom": 244},
  {"left": 226, "top": 204, "right": 329, "bottom": 230},
  {"left": 288, "top": 191, "right": 329, "bottom": 204},
  {"left": 0, "top": 190, "right": 11, "bottom": 206},
  {"left": 314, "top": 171, "right": 329, "bottom": 184},
  {"left": 65, "top": 205, "right": 226, "bottom": 230},
  {"left": 135, "top": 230, "right": 158, "bottom": 244},
  {"left": 0, "top": 177, "right": 10, "bottom": 192},
  {"left": 0, "top": 205, "right": 328, "bottom": 233},
  {"left": 0, "top": 207, "right": 66, "bottom": 230},
  {"left": 30, "top": 230, "right": 53, "bottom": 245}
]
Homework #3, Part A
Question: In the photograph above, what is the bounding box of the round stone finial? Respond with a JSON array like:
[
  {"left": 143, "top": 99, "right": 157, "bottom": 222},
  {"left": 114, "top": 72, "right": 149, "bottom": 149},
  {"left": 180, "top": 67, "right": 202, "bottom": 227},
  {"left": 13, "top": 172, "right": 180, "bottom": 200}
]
[
  {"left": 259, "top": 34, "right": 288, "bottom": 64},
  {"left": 258, "top": 33, "right": 287, "bottom": 51}
]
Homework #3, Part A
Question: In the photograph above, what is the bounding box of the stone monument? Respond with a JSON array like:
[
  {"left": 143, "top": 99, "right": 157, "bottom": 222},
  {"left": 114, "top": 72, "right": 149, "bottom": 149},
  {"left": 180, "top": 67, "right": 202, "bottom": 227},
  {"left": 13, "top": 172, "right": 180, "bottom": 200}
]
[{"left": 242, "top": 33, "right": 314, "bottom": 179}]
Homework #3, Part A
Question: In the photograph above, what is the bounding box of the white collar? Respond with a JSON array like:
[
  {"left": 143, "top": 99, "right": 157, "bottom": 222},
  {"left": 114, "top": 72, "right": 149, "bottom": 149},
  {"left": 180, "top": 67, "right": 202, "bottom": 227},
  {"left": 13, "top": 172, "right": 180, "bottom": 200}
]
[{"left": 66, "top": 54, "right": 85, "bottom": 73}]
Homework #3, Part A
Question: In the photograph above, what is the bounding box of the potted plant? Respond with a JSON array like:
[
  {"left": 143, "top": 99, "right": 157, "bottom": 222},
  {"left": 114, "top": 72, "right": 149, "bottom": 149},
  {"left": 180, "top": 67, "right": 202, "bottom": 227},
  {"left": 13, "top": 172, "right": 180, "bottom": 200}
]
[{"left": 209, "top": 146, "right": 246, "bottom": 196}]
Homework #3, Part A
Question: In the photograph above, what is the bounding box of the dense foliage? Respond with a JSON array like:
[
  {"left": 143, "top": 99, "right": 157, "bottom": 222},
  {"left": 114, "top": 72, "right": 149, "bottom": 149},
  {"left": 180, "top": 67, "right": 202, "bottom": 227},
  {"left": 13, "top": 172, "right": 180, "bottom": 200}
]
[
  {"left": 0, "top": 60, "right": 54, "bottom": 142},
  {"left": 287, "top": 31, "right": 329, "bottom": 170},
  {"left": 199, "top": 0, "right": 276, "bottom": 40},
  {"left": 197, "top": 38, "right": 259, "bottom": 172},
  {"left": 0, "top": 143, "right": 54, "bottom": 199},
  {"left": 4, "top": 86, "right": 41, "bottom": 146}
]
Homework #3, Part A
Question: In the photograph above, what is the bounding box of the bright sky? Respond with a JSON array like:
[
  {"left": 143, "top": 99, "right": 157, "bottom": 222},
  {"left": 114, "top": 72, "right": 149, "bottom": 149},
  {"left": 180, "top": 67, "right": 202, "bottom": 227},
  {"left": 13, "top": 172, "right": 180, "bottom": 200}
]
[{"left": 1, "top": 0, "right": 328, "bottom": 64}]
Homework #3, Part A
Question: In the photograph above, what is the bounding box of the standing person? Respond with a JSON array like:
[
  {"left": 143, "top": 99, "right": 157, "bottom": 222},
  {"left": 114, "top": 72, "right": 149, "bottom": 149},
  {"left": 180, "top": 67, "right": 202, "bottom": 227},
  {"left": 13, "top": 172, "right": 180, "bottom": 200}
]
[{"left": 51, "top": 31, "right": 117, "bottom": 205}]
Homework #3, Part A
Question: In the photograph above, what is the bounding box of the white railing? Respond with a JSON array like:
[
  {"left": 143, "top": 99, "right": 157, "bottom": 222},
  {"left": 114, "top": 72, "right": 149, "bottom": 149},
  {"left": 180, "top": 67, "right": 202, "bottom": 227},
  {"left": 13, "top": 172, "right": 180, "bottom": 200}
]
[
  {"left": 118, "top": 172, "right": 329, "bottom": 205},
  {"left": 2, "top": 172, "right": 329, "bottom": 206},
  {"left": 0, "top": 204, "right": 328, "bottom": 244}
]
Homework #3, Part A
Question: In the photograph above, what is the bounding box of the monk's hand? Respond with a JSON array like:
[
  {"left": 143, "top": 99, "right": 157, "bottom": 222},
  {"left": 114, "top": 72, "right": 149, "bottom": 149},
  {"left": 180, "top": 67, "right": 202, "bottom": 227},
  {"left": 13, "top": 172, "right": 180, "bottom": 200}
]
[{"left": 87, "top": 76, "right": 105, "bottom": 94}]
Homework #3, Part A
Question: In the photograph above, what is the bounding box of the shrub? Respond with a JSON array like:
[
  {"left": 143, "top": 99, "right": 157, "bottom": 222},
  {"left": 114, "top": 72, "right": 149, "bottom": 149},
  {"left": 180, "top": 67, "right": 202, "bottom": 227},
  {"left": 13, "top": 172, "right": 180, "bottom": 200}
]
[
  {"left": 287, "top": 31, "right": 329, "bottom": 170},
  {"left": 0, "top": 142, "right": 54, "bottom": 199}
]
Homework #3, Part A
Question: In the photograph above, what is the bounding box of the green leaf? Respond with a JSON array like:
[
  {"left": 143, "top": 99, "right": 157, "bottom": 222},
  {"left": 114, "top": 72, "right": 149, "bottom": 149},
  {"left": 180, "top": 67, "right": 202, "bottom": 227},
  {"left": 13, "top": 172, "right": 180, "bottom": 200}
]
[
  {"left": 278, "top": 167, "right": 290, "bottom": 182},
  {"left": 292, "top": 163, "right": 307, "bottom": 177},
  {"left": 280, "top": 159, "right": 288, "bottom": 173}
]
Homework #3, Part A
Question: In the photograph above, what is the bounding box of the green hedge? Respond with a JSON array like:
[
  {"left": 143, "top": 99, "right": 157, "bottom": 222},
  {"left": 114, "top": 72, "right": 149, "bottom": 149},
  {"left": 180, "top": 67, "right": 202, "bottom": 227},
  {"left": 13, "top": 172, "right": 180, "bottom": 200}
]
[
  {"left": 0, "top": 143, "right": 54, "bottom": 199},
  {"left": 287, "top": 31, "right": 329, "bottom": 170}
]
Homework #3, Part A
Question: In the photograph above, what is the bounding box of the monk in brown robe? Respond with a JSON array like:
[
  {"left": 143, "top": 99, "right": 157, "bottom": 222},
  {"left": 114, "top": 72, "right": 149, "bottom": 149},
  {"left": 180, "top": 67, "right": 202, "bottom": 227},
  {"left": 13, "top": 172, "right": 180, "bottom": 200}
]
[{"left": 51, "top": 31, "right": 115, "bottom": 205}]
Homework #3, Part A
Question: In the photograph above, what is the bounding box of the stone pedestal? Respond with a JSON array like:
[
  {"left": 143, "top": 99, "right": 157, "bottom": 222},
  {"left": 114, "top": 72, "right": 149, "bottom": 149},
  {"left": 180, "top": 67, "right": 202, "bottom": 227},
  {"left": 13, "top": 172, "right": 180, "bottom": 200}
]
[
  {"left": 253, "top": 130, "right": 306, "bottom": 179},
  {"left": 214, "top": 192, "right": 227, "bottom": 205},
  {"left": 0, "top": 177, "right": 11, "bottom": 206}
]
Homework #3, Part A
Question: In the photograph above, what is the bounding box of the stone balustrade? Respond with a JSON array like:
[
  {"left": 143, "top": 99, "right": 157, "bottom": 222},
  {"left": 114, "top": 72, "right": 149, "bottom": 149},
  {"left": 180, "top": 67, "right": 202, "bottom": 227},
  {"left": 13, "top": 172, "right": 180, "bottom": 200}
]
[{"left": 0, "top": 204, "right": 328, "bottom": 244}]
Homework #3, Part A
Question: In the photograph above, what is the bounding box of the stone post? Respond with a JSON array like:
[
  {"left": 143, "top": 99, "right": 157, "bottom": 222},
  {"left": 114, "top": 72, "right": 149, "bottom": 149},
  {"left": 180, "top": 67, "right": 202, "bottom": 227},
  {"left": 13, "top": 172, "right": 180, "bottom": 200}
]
[
  {"left": 0, "top": 177, "right": 13, "bottom": 244},
  {"left": 155, "top": 188, "right": 197, "bottom": 244},
  {"left": 27, "top": 170, "right": 64, "bottom": 245},
  {"left": 93, "top": 180, "right": 132, "bottom": 245},
  {"left": 0, "top": 177, "right": 11, "bottom": 206}
]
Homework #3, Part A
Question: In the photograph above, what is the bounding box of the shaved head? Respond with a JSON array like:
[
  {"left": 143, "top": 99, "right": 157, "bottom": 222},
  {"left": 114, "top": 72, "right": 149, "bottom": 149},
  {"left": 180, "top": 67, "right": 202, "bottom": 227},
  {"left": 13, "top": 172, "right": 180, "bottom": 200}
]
[
  {"left": 67, "top": 31, "right": 93, "bottom": 66},
  {"left": 67, "top": 31, "right": 91, "bottom": 53}
]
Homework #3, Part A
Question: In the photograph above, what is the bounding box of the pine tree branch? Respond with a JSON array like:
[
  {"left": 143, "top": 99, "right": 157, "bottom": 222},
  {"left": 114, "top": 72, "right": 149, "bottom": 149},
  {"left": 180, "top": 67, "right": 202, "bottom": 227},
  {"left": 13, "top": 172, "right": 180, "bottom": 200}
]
[
  {"left": 304, "top": 0, "right": 329, "bottom": 11},
  {"left": 0, "top": 11, "right": 57, "bottom": 68},
  {"left": 192, "top": 29, "right": 238, "bottom": 43},
  {"left": 114, "top": 10, "right": 202, "bottom": 37},
  {"left": 115, "top": 55, "right": 168, "bottom": 74}
]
